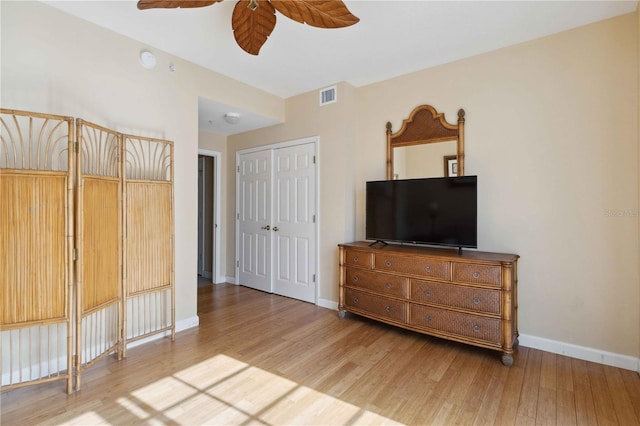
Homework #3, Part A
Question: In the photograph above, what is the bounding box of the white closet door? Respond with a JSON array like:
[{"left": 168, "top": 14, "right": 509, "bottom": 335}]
[
  {"left": 238, "top": 150, "right": 272, "bottom": 293},
  {"left": 272, "top": 143, "right": 316, "bottom": 302}
]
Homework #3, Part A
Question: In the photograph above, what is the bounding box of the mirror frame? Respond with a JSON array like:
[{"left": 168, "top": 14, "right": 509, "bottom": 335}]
[{"left": 386, "top": 105, "right": 465, "bottom": 180}]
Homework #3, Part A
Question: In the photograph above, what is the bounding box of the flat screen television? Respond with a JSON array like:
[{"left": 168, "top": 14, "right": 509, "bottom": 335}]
[{"left": 366, "top": 176, "right": 477, "bottom": 249}]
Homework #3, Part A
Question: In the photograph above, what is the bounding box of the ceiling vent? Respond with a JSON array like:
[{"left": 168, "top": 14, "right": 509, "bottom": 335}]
[{"left": 319, "top": 86, "right": 337, "bottom": 106}]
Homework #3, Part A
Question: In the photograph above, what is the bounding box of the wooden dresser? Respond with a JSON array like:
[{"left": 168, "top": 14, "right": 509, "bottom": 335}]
[{"left": 338, "top": 241, "right": 519, "bottom": 365}]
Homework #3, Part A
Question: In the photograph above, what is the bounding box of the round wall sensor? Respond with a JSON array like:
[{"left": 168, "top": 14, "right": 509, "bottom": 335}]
[{"left": 139, "top": 50, "right": 156, "bottom": 69}]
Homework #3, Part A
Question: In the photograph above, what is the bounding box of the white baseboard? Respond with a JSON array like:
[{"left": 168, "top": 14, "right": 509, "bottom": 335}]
[
  {"left": 223, "top": 276, "right": 236, "bottom": 284},
  {"left": 126, "top": 315, "right": 200, "bottom": 349},
  {"left": 519, "top": 333, "right": 639, "bottom": 372},
  {"left": 176, "top": 315, "right": 200, "bottom": 332},
  {"left": 317, "top": 298, "right": 338, "bottom": 310}
]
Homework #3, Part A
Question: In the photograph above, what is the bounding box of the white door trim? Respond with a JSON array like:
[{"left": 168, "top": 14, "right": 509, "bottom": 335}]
[
  {"left": 235, "top": 136, "right": 319, "bottom": 304},
  {"left": 198, "top": 149, "right": 224, "bottom": 284}
]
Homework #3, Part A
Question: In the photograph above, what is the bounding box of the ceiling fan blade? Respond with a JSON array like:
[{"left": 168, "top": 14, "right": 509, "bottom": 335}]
[
  {"left": 137, "top": 0, "right": 223, "bottom": 10},
  {"left": 270, "top": 0, "right": 359, "bottom": 28},
  {"left": 232, "top": 0, "right": 276, "bottom": 55}
]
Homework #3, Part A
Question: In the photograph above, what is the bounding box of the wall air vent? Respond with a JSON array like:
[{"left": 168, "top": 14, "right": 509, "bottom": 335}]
[{"left": 319, "top": 85, "right": 337, "bottom": 106}]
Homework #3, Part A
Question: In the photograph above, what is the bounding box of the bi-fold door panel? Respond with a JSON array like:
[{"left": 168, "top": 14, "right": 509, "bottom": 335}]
[
  {"left": 0, "top": 109, "right": 74, "bottom": 393},
  {"left": 75, "top": 119, "right": 122, "bottom": 390},
  {"left": 237, "top": 150, "right": 272, "bottom": 293},
  {"left": 272, "top": 143, "right": 316, "bottom": 303}
]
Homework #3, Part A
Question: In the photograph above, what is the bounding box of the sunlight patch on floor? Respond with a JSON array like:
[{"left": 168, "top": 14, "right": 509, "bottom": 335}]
[
  {"left": 52, "top": 410, "right": 108, "bottom": 425},
  {"left": 63, "top": 354, "right": 403, "bottom": 425},
  {"left": 116, "top": 396, "right": 148, "bottom": 420}
]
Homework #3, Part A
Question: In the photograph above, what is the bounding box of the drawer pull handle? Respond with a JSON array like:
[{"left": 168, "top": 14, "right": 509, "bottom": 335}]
[
  {"left": 353, "top": 256, "right": 359, "bottom": 262},
  {"left": 473, "top": 325, "right": 480, "bottom": 332},
  {"left": 353, "top": 297, "right": 359, "bottom": 304},
  {"left": 385, "top": 306, "right": 392, "bottom": 313},
  {"left": 353, "top": 275, "right": 359, "bottom": 282},
  {"left": 386, "top": 283, "right": 392, "bottom": 289},
  {"left": 473, "top": 272, "right": 480, "bottom": 279},
  {"left": 425, "top": 266, "right": 432, "bottom": 273},
  {"left": 385, "top": 260, "right": 392, "bottom": 268},
  {"left": 424, "top": 315, "right": 432, "bottom": 323},
  {"left": 473, "top": 296, "right": 480, "bottom": 305},
  {"left": 424, "top": 289, "right": 431, "bottom": 297}
]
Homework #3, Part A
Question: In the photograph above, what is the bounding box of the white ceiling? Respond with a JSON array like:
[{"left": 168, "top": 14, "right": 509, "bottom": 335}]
[{"left": 44, "top": 0, "right": 637, "bottom": 135}]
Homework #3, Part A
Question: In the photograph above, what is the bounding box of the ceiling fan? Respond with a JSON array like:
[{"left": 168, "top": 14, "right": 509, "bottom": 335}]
[{"left": 137, "top": 0, "right": 360, "bottom": 55}]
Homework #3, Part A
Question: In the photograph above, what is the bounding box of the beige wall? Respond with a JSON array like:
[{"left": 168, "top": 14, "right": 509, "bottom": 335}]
[
  {"left": 356, "top": 13, "right": 638, "bottom": 357},
  {"left": 1, "top": 1, "right": 284, "bottom": 323},
  {"left": 199, "top": 130, "right": 227, "bottom": 153}
]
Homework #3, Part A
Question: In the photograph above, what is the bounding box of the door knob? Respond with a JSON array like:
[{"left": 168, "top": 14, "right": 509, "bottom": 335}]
[
  {"left": 273, "top": 226, "right": 279, "bottom": 232},
  {"left": 261, "top": 225, "right": 270, "bottom": 230}
]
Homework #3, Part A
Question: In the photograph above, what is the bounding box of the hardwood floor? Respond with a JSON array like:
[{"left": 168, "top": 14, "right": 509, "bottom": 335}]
[{"left": 2, "top": 283, "right": 640, "bottom": 425}]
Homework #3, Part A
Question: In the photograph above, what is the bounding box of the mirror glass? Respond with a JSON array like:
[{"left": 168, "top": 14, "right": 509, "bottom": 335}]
[{"left": 392, "top": 140, "right": 457, "bottom": 179}]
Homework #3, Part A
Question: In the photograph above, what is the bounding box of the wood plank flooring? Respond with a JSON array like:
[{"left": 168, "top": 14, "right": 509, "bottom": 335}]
[{"left": 2, "top": 283, "right": 639, "bottom": 425}]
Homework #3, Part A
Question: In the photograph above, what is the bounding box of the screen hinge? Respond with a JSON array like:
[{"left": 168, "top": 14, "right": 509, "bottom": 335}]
[
  {"left": 73, "top": 141, "right": 78, "bottom": 153},
  {"left": 313, "top": 214, "right": 316, "bottom": 223},
  {"left": 312, "top": 274, "right": 316, "bottom": 282},
  {"left": 72, "top": 248, "right": 78, "bottom": 261},
  {"left": 237, "top": 165, "right": 240, "bottom": 173},
  {"left": 237, "top": 260, "right": 240, "bottom": 267},
  {"left": 237, "top": 213, "right": 240, "bottom": 220},
  {"left": 313, "top": 155, "right": 316, "bottom": 164}
]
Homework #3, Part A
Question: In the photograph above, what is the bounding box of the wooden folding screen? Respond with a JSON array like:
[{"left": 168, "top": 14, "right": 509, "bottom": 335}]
[
  {"left": 0, "top": 109, "right": 74, "bottom": 392},
  {"left": 1, "top": 109, "right": 175, "bottom": 393},
  {"left": 74, "top": 120, "right": 122, "bottom": 390},
  {"left": 122, "top": 135, "right": 175, "bottom": 356}
]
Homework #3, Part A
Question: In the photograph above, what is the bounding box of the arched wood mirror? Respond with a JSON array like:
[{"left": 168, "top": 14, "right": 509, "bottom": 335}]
[{"left": 386, "top": 105, "right": 465, "bottom": 180}]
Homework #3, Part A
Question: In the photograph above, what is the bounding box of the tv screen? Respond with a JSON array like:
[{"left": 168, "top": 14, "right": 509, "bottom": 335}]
[{"left": 366, "top": 176, "right": 477, "bottom": 248}]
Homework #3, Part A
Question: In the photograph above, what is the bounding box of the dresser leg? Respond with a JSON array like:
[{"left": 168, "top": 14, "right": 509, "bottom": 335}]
[
  {"left": 501, "top": 353, "right": 514, "bottom": 367},
  {"left": 338, "top": 309, "right": 346, "bottom": 319}
]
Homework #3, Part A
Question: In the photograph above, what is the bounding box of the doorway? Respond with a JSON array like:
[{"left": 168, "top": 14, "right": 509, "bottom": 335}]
[
  {"left": 197, "top": 149, "right": 222, "bottom": 284},
  {"left": 236, "top": 137, "right": 318, "bottom": 303}
]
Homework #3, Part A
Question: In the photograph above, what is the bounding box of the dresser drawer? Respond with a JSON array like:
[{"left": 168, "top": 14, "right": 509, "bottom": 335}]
[
  {"left": 345, "top": 268, "right": 409, "bottom": 298},
  {"left": 410, "top": 305, "right": 501, "bottom": 345},
  {"left": 344, "top": 288, "right": 406, "bottom": 323},
  {"left": 452, "top": 263, "right": 502, "bottom": 287},
  {"left": 344, "top": 249, "right": 371, "bottom": 269},
  {"left": 411, "top": 280, "right": 501, "bottom": 315},
  {"left": 374, "top": 254, "right": 450, "bottom": 280}
]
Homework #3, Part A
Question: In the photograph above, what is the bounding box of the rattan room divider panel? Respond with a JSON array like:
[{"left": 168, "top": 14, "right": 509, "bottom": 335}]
[
  {"left": 122, "top": 135, "right": 175, "bottom": 357},
  {"left": 74, "top": 119, "right": 123, "bottom": 390},
  {"left": 0, "top": 109, "right": 75, "bottom": 393},
  {"left": 1, "top": 109, "right": 175, "bottom": 393}
]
